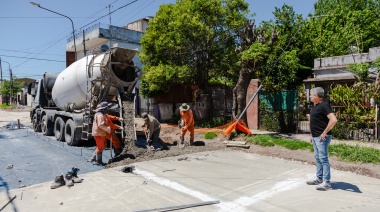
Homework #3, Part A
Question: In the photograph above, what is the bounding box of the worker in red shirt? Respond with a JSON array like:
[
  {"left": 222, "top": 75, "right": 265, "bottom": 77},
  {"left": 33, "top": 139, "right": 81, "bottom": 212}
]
[{"left": 179, "top": 103, "right": 194, "bottom": 146}]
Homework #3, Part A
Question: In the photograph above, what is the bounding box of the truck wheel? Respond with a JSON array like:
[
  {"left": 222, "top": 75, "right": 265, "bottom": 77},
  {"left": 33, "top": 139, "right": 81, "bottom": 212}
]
[
  {"left": 32, "top": 113, "right": 41, "bottom": 132},
  {"left": 65, "top": 119, "right": 80, "bottom": 146},
  {"left": 41, "top": 115, "right": 54, "bottom": 136},
  {"left": 54, "top": 117, "right": 65, "bottom": 141}
]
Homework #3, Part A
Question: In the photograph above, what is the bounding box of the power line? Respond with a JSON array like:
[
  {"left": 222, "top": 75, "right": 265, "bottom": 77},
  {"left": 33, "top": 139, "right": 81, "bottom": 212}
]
[
  {"left": 0, "top": 48, "right": 64, "bottom": 56},
  {"left": 0, "top": 55, "right": 65, "bottom": 62},
  {"left": 78, "top": 0, "right": 139, "bottom": 29}
]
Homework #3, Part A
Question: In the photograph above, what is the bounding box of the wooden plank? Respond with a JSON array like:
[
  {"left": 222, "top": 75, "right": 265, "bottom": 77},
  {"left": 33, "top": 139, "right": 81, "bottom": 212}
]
[
  {"left": 223, "top": 141, "right": 246, "bottom": 145},
  {"left": 226, "top": 144, "right": 250, "bottom": 149}
]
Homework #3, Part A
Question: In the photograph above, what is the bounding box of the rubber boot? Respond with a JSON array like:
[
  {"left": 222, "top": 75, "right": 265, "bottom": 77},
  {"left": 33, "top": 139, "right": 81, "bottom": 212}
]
[
  {"left": 190, "top": 140, "right": 194, "bottom": 146},
  {"left": 179, "top": 137, "right": 185, "bottom": 148},
  {"left": 87, "top": 151, "right": 96, "bottom": 162},
  {"left": 96, "top": 153, "right": 106, "bottom": 166},
  {"left": 114, "top": 148, "right": 122, "bottom": 156}
]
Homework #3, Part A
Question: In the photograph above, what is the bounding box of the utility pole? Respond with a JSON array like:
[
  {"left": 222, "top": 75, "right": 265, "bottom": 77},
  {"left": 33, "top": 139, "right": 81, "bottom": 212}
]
[{"left": 0, "top": 58, "right": 11, "bottom": 104}]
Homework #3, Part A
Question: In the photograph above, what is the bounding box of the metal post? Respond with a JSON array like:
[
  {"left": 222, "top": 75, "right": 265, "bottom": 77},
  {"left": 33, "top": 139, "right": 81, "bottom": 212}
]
[
  {"left": 376, "top": 104, "right": 378, "bottom": 141},
  {"left": 30, "top": 2, "right": 77, "bottom": 61}
]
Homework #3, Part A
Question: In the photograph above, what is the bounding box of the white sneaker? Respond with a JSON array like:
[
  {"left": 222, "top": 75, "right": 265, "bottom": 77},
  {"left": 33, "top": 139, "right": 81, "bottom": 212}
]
[{"left": 316, "top": 181, "right": 331, "bottom": 191}]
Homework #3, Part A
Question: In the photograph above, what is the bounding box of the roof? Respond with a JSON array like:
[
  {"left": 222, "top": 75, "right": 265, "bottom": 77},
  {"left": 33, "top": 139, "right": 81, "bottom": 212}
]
[
  {"left": 15, "top": 78, "right": 35, "bottom": 84},
  {"left": 303, "top": 75, "right": 358, "bottom": 84}
]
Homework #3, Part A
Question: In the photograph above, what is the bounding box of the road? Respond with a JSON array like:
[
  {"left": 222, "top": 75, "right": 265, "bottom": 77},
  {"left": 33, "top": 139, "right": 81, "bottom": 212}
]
[{"left": 0, "top": 127, "right": 115, "bottom": 190}]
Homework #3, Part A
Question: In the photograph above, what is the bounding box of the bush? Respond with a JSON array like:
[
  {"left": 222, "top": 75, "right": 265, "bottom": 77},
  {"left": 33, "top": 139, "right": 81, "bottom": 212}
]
[
  {"left": 204, "top": 132, "right": 217, "bottom": 139},
  {"left": 196, "top": 117, "right": 227, "bottom": 128}
]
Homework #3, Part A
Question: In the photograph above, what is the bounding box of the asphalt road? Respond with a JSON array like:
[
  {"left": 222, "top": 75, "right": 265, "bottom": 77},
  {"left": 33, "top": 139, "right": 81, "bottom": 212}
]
[{"left": 0, "top": 127, "right": 113, "bottom": 190}]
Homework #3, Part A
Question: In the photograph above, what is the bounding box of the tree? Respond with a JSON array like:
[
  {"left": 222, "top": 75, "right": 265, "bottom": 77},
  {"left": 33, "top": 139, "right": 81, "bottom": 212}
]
[
  {"left": 0, "top": 78, "right": 25, "bottom": 104},
  {"left": 307, "top": 0, "right": 380, "bottom": 58},
  {"left": 139, "top": 0, "right": 250, "bottom": 97},
  {"left": 259, "top": 5, "right": 311, "bottom": 92}
]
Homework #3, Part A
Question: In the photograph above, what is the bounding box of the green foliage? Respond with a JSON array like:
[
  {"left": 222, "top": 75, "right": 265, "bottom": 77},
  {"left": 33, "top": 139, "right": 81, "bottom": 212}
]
[
  {"left": 196, "top": 117, "right": 227, "bottom": 128},
  {"left": 347, "top": 62, "right": 369, "bottom": 82},
  {"left": 0, "top": 78, "right": 25, "bottom": 96},
  {"left": 307, "top": 0, "right": 380, "bottom": 57},
  {"left": 246, "top": 135, "right": 275, "bottom": 147},
  {"left": 246, "top": 135, "right": 380, "bottom": 163},
  {"left": 329, "top": 144, "right": 380, "bottom": 163},
  {"left": 246, "top": 135, "right": 312, "bottom": 150},
  {"left": 139, "top": 0, "right": 250, "bottom": 97},
  {"left": 0, "top": 103, "right": 18, "bottom": 109},
  {"left": 259, "top": 102, "right": 296, "bottom": 133},
  {"left": 258, "top": 5, "right": 312, "bottom": 91},
  {"left": 329, "top": 83, "right": 378, "bottom": 139},
  {"left": 204, "top": 132, "right": 218, "bottom": 139}
]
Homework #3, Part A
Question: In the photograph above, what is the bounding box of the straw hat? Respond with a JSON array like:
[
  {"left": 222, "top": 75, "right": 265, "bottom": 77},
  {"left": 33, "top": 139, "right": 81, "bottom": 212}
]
[
  {"left": 96, "top": 102, "right": 108, "bottom": 111},
  {"left": 179, "top": 103, "right": 190, "bottom": 111}
]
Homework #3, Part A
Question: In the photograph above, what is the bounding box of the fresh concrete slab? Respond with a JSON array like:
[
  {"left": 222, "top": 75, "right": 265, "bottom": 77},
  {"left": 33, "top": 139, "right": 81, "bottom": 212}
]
[{"left": 1, "top": 150, "right": 380, "bottom": 212}]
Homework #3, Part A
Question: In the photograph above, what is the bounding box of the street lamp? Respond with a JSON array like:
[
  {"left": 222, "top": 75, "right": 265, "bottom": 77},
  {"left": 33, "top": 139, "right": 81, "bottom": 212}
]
[{"left": 30, "top": 1, "right": 77, "bottom": 61}]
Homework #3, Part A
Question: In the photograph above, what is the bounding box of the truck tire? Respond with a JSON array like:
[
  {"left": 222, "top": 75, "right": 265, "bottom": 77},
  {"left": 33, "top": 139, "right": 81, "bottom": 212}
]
[
  {"left": 54, "top": 117, "right": 65, "bottom": 141},
  {"left": 65, "top": 119, "right": 80, "bottom": 146},
  {"left": 41, "top": 115, "right": 54, "bottom": 136},
  {"left": 32, "top": 113, "right": 41, "bottom": 132}
]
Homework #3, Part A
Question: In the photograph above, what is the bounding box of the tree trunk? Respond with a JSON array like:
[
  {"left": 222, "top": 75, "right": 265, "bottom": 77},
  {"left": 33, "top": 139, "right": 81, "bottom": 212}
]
[{"left": 232, "top": 65, "right": 252, "bottom": 122}]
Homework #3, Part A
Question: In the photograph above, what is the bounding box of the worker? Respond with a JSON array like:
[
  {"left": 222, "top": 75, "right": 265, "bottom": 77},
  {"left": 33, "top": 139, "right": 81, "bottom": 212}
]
[
  {"left": 90, "top": 102, "right": 123, "bottom": 166},
  {"left": 141, "top": 112, "right": 168, "bottom": 151},
  {"left": 179, "top": 103, "right": 195, "bottom": 146}
]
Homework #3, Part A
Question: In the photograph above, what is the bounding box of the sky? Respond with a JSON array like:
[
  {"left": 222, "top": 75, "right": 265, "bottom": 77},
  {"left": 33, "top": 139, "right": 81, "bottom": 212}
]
[{"left": 0, "top": 0, "right": 316, "bottom": 80}]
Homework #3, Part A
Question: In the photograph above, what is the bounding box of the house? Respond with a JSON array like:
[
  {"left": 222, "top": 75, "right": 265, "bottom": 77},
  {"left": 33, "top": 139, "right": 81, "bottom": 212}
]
[
  {"left": 303, "top": 46, "right": 380, "bottom": 101},
  {"left": 15, "top": 78, "right": 36, "bottom": 106},
  {"left": 65, "top": 17, "right": 153, "bottom": 116}
]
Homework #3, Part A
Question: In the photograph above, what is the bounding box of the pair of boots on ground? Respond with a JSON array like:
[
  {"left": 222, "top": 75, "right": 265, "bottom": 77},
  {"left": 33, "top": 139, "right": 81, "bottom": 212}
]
[
  {"left": 87, "top": 148, "right": 123, "bottom": 166},
  {"left": 51, "top": 167, "right": 84, "bottom": 189}
]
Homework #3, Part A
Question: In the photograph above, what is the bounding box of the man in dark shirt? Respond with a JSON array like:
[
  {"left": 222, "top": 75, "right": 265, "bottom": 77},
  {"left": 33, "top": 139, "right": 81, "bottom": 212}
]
[{"left": 306, "top": 87, "right": 337, "bottom": 191}]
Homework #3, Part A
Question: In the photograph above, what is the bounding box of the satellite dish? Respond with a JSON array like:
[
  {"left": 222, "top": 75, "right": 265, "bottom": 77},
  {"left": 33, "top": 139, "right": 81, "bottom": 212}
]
[{"left": 101, "top": 45, "right": 109, "bottom": 52}]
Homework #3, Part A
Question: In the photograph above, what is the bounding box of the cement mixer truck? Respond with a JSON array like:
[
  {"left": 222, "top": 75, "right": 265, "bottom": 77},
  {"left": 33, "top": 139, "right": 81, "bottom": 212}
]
[{"left": 28, "top": 47, "right": 139, "bottom": 146}]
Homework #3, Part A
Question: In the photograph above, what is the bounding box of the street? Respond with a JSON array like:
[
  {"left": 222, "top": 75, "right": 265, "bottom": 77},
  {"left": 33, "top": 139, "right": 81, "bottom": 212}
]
[{"left": 0, "top": 127, "right": 113, "bottom": 190}]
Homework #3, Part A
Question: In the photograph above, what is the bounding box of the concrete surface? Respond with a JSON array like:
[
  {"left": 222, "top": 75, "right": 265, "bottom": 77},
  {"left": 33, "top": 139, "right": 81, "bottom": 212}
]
[{"left": 1, "top": 150, "right": 380, "bottom": 212}]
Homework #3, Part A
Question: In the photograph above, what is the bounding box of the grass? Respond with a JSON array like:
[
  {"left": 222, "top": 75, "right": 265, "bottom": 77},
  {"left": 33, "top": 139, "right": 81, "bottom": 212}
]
[
  {"left": 204, "top": 132, "right": 218, "bottom": 139},
  {"left": 329, "top": 144, "right": 380, "bottom": 163},
  {"left": 245, "top": 134, "right": 380, "bottom": 164},
  {"left": 0, "top": 103, "right": 18, "bottom": 109}
]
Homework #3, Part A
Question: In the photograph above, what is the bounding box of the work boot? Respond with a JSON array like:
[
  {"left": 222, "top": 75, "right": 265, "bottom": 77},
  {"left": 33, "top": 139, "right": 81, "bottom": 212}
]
[
  {"left": 114, "top": 148, "right": 122, "bottom": 156},
  {"left": 50, "top": 175, "right": 65, "bottom": 189},
  {"left": 64, "top": 173, "right": 74, "bottom": 187},
  {"left": 95, "top": 153, "right": 106, "bottom": 166},
  {"left": 179, "top": 137, "right": 185, "bottom": 148},
  {"left": 68, "top": 167, "right": 84, "bottom": 183},
  {"left": 87, "top": 151, "right": 96, "bottom": 162},
  {"left": 189, "top": 140, "right": 194, "bottom": 146},
  {"left": 147, "top": 145, "right": 154, "bottom": 151}
]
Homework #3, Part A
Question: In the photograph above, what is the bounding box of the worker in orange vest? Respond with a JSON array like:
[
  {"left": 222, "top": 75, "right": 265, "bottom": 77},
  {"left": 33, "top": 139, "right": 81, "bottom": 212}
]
[
  {"left": 179, "top": 103, "right": 194, "bottom": 146},
  {"left": 89, "top": 102, "right": 123, "bottom": 165}
]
